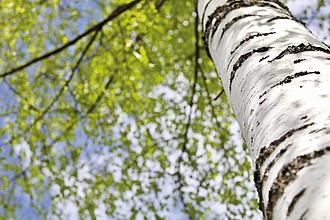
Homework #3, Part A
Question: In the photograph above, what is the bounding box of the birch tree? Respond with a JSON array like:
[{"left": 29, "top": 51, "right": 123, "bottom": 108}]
[
  {"left": 0, "top": 0, "right": 329, "bottom": 219},
  {"left": 198, "top": 0, "right": 330, "bottom": 219}
]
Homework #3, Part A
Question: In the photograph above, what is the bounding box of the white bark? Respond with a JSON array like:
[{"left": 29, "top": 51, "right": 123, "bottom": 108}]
[{"left": 198, "top": 0, "right": 330, "bottom": 219}]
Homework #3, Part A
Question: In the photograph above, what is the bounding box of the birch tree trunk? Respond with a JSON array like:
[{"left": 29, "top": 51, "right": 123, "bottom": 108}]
[{"left": 198, "top": 0, "right": 330, "bottom": 219}]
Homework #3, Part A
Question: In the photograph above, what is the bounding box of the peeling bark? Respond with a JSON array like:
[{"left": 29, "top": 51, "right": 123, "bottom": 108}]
[{"left": 198, "top": 0, "right": 330, "bottom": 219}]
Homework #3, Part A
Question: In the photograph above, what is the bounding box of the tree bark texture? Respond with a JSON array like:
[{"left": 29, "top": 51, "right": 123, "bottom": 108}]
[{"left": 198, "top": 0, "right": 330, "bottom": 219}]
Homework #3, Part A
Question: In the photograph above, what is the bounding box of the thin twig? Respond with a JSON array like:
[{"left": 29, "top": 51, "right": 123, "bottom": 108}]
[
  {"left": 200, "top": 71, "right": 223, "bottom": 130},
  {"left": 3, "top": 78, "right": 40, "bottom": 112},
  {"left": 214, "top": 88, "right": 224, "bottom": 100},
  {"left": 48, "top": 75, "right": 114, "bottom": 146},
  {"left": 8, "top": 29, "right": 100, "bottom": 145},
  {"left": 83, "top": 75, "right": 114, "bottom": 116},
  {"left": 177, "top": 6, "right": 200, "bottom": 215}
]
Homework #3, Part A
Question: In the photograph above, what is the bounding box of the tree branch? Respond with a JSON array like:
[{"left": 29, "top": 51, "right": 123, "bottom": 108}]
[{"left": 0, "top": 0, "right": 141, "bottom": 79}]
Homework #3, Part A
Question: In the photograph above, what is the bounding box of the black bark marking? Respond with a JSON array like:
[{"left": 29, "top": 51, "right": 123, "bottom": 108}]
[
  {"left": 262, "top": 0, "right": 291, "bottom": 13},
  {"left": 266, "top": 146, "right": 330, "bottom": 219},
  {"left": 287, "top": 188, "right": 306, "bottom": 217},
  {"left": 300, "top": 115, "right": 308, "bottom": 120},
  {"left": 259, "top": 55, "right": 270, "bottom": 62},
  {"left": 262, "top": 144, "right": 292, "bottom": 185},
  {"left": 231, "top": 32, "right": 276, "bottom": 55},
  {"left": 271, "top": 71, "right": 320, "bottom": 88},
  {"left": 210, "top": 2, "right": 282, "bottom": 39},
  {"left": 294, "top": 59, "right": 307, "bottom": 64},
  {"left": 229, "top": 46, "right": 272, "bottom": 92},
  {"left": 259, "top": 99, "right": 266, "bottom": 105},
  {"left": 218, "top": 14, "right": 257, "bottom": 47},
  {"left": 323, "top": 42, "right": 330, "bottom": 50},
  {"left": 309, "top": 127, "right": 327, "bottom": 134},
  {"left": 203, "top": 0, "right": 289, "bottom": 56},
  {"left": 267, "top": 16, "right": 291, "bottom": 22},
  {"left": 254, "top": 123, "right": 314, "bottom": 214},
  {"left": 267, "top": 15, "right": 306, "bottom": 26},
  {"left": 300, "top": 210, "right": 309, "bottom": 220},
  {"left": 259, "top": 123, "right": 314, "bottom": 161},
  {"left": 259, "top": 91, "right": 267, "bottom": 99},
  {"left": 254, "top": 169, "right": 264, "bottom": 213},
  {"left": 201, "top": 0, "right": 214, "bottom": 32},
  {"left": 269, "top": 43, "right": 330, "bottom": 62}
]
